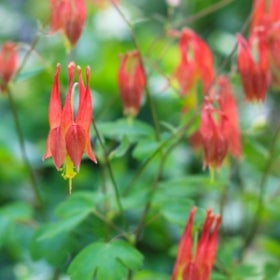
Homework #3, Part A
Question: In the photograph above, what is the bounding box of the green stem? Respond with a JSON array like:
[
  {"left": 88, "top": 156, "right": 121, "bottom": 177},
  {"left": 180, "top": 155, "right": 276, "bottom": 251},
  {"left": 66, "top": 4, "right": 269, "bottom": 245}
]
[
  {"left": 240, "top": 125, "right": 280, "bottom": 259},
  {"left": 7, "top": 88, "right": 44, "bottom": 209},
  {"left": 91, "top": 118, "right": 125, "bottom": 224}
]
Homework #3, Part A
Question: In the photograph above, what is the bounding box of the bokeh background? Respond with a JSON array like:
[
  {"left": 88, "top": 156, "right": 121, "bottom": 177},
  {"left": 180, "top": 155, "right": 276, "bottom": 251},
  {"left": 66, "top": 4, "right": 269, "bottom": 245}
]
[{"left": 1, "top": 0, "right": 280, "bottom": 279}]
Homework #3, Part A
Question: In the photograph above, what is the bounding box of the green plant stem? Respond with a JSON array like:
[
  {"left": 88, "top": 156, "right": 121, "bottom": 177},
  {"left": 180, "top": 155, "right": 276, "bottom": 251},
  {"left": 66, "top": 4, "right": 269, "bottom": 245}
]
[
  {"left": 175, "top": 0, "right": 234, "bottom": 28},
  {"left": 91, "top": 118, "right": 125, "bottom": 224},
  {"left": 110, "top": 0, "right": 161, "bottom": 141},
  {"left": 7, "top": 87, "right": 44, "bottom": 210},
  {"left": 93, "top": 210, "right": 130, "bottom": 241},
  {"left": 240, "top": 125, "right": 280, "bottom": 259},
  {"left": 14, "top": 33, "right": 41, "bottom": 80}
]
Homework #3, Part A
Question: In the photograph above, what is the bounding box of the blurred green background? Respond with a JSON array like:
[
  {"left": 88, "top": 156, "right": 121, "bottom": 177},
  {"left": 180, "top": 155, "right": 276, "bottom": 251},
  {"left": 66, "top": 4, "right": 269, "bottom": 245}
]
[{"left": 1, "top": 0, "right": 280, "bottom": 279}]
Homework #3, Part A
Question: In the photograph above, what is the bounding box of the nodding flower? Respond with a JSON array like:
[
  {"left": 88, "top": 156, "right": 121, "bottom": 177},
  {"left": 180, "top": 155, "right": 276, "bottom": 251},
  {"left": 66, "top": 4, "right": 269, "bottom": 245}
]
[
  {"left": 50, "top": 0, "right": 86, "bottom": 46},
  {"left": 190, "top": 76, "right": 241, "bottom": 170},
  {"left": 43, "top": 62, "right": 97, "bottom": 192},
  {"left": 0, "top": 42, "right": 17, "bottom": 92},
  {"left": 236, "top": 33, "right": 269, "bottom": 102},
  {"left": 117, "top": 50, "right": 146, "bottom": 117},
  {"left": 171, "top": 28, "right": 215, "bottom": 97}
]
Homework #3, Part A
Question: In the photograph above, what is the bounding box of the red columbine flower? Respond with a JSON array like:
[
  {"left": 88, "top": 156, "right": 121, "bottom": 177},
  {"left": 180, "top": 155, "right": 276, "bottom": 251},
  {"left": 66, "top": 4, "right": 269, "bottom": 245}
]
[
  {"left": 172, "top": 28, "right": 215, "bottom": 97},
  {"left": 236, "top": 33, "right": 269, "bottom": 102},
  {"left": 217, "top": 76, "right": 241, "bottom": 158},
  {"left": 197, "top": 77, "right": 241, "bottom": 170},
  {"left": 172, "top": 207, "right": 221, "bottom": 280},
  {"left": 0, "top": 42, "right": 17, "bottom": 92},
  {"left": 50, "top": 0, "right": 86, "bottom": 46},
  {"left": 44, "top": 62, "right": 97, "bottom": 192},
  {"left": 117, "top": 50, "right": 146, "bottom": 117}
]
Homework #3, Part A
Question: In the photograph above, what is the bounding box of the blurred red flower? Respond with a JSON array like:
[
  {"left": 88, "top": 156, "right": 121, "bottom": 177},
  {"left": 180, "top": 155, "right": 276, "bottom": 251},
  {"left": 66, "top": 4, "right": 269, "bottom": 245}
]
[
  {"left": 172, "top": 207, "right": 221, "bottom": 280},
  {"left": 118, "top": 50, "right": 146, "bottom": 117},
  {"left": 50, "top": 0, "right": 86, "bottom": 46},
  {"left": 0, "top": 42, "right": 17, "bottom": 92},
  {"left": 172, "top": 28, "right": 215, "bottom": 97}
]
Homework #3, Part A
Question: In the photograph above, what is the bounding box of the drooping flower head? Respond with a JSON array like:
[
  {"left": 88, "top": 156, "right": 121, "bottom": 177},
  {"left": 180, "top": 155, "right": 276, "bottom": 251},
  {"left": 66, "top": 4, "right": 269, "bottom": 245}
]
[
  {"left": 117, "top": 50, "right": 146, "bottom": 117},
  {"left": 192, "top": 76, "right": 241, "bottom": 170},
  {"left": 248, "top": 0, "right": 280, "bottom": 88},
  {"left": 236, "top": 33, "right": 269, "bottom": 102},
  {"left": 0, "top": 42, "right": 17, "bottom": 92},
  {"left": 171, "top": 28, "right": 215, "bottom": 97},
  {"left": 50, "top": 0, "right": 86, "bottom": 46},
  {"left": 44, "top": 62, "right": 97, "bottom": 192},
  {"left": 172, "top": 207, "right": 221, "bottom": 280}
]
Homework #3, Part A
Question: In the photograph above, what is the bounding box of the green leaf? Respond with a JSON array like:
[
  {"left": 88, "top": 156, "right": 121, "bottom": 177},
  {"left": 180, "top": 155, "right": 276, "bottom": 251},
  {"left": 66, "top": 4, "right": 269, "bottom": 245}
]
[
  {"left": 260, "top": 237, "right": 280, "bottom": 258},
  {"left": 109, "top": 136, "right": 131, "bottom": 160},
  {"left": 0, "top": 201, "right": 33, "bottom": 220},
  {"left": 37, "top": 192, "right": 98, "bottom": 241},
  {"left": 0, "top": 202, "right": 33, "bottom": 247},
  {"left": 30, "top": 226, "right": 75, "bottom": 266},
  {"left": 37, "top": 211, "right": 90, "bottom": 241},
  {"left": 54, "top": 191, "right": 96, "bottom": 218},
  {"left": 68, "top": 240, "right": 143, "bottom": 280},
  {"left": 132, "top": 139, "right": 161, "bottom": 161},
  {"left": 97, "top": 119, "right": 154, "bottom": 143}
]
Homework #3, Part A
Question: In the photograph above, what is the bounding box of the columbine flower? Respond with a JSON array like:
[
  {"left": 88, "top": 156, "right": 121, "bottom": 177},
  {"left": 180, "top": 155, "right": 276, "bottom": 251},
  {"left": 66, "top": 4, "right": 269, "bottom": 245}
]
[
  {"left": 117, "top": 50, "right": 146, "bottom": 117},
  {"left": 0, "top": 42, "right": 17, "bottom": 92},
  {"left": 43, "top": 62, "right": 97, "bottom": 192},
  {"left": 50, "top": 0, "right": 86, "bottom": 46},
  {"left": 172, "top": 207, "right": 221, "bottom": 280},
  {"left": 236, "top": 33, "right": 269, "bottom": 102},
  {"left": 195, "top": 77, "right": 241, "bottom": 170},
  {"left": 172, "top": 28, "right": 215, "bottom": 97}
]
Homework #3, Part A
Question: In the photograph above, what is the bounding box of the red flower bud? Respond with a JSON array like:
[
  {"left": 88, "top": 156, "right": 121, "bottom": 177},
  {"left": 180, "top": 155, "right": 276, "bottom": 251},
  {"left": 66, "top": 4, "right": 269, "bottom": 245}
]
[
  {"left": 172, "top": 207, "right": 221, "bottom": 280},
  {"left": 172, "top": 28, "right": 215, "bottom": 96},
  {"left": 50, "top": 0, "right": 86, "bottom": 46},
  {"left": 0, "top": 42, "right": 17, "bottom": 92},
  {"left": 236, "top": 33, "right": 269, "bottom": 102},
  {"left": 117, "top": 50, "right": 146, "bottom": 117}
]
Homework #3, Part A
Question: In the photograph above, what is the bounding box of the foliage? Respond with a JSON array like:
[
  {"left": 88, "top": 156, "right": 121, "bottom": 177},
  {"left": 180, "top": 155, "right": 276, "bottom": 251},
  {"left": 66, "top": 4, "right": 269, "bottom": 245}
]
[{"left": 0, "top": 0, "right": 280, "bottom": 279}]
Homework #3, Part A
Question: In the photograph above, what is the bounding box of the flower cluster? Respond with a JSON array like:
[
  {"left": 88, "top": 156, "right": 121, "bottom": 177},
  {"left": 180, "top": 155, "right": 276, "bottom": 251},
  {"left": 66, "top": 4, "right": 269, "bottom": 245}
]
[
  {"left": 172, "top": 207, "right": 221, "bottom": 280},
  {"left": 236, "top": 0, "right": 280, "bottom": 101},
  {"left": 43, "top": 62, "right": 97, "bottom": 192},
  {"left": 172, "top": 28, "right": 241, "bottom": 170}
]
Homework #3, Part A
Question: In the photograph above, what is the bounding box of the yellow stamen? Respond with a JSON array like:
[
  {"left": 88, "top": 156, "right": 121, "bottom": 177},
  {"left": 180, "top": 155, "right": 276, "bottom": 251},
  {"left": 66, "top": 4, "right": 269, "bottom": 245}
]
[{"left": 61, "top": 155, "right": 77, "bottom": 193}]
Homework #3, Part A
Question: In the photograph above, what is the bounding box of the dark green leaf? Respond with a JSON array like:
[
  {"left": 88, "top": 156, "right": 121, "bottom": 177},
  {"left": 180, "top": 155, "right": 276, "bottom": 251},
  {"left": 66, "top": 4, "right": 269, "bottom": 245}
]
[{"left": 68, "top": 240, "right": 143, "bottom": 280}]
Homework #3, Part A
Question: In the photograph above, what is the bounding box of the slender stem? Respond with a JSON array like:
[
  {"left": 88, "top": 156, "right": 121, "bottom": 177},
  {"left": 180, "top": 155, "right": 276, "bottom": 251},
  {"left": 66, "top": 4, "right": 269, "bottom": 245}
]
[
  {"left": 91, "top": 118, "right": 125, "bottom": 223},
  {"left": 14, "top": 33, "right": 41, "bottom": 81},
  {"left": 175, "top": 0, "right": 234, "bottom": 28},
  {"left": 110, "top": 0, "right": 161, "bottom": 140},
  {"left": 7, "top": 87, "right": 44, "bottom": 209},
  {"left": 93, "top": 210, "right": 130, "bottom": 241},
  {"left": 240, "top": 125, "right": 280, "bottom": 259}
]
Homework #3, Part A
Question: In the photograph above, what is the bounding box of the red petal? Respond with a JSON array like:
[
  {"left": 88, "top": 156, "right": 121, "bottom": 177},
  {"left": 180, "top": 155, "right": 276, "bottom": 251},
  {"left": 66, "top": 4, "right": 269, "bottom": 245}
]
[
  {"left": 65, "top": 124, "right": 87, "bottom": 170},
  {"left": 171, "top": 207, "right": 196, "bottom": 280},
  {"left": 48, "top": 64, "right": 62, "bottom": 129},
  {"left": 76, "top": 65, "right": 92, "bottom": 132},
  {"left": 49, "top": 126, "right": 67, "bottom": 169},
  {"left": 61, "top": 62, "right": 75, "bottom": 132}
]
